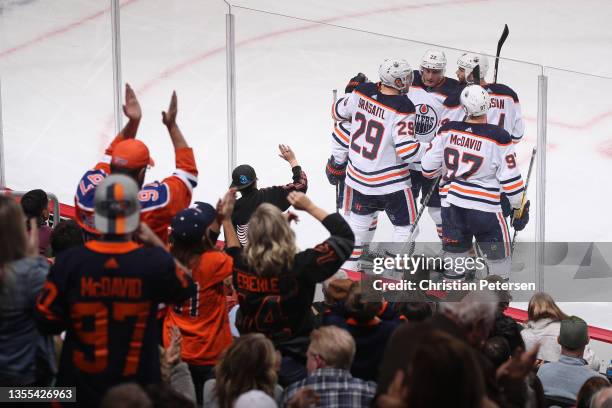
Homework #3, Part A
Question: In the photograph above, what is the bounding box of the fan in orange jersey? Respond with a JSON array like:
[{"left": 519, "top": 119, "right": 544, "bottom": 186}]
[
  {"left": 163, "top": 190, "right": 238, "bottom": 404},
  {"left": 75, "top": 84, "right": 198, "bottom": 242}
]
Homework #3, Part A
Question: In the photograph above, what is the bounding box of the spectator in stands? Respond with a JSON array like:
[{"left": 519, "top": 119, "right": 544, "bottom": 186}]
[
  {"left": 376, "top": 290, "right": 539, "bottom": 408},
  {"left": 482, "top": 336, "right": 511, "bottom": 370},
  {"left": 159, "top": 325, "right": 196, "bottom": 403},
  {"left": 576, "top": 376, "right": 610, "bottom": 408},
  {"left": 75, "top": 84, "right": 198, "bottom": 242},
  {"left": 20, "top": 189, "right": 52, "bottom": 256},
  {"left": 324, "top": 283, "right": 398, "bottom": 382},
  {"left": 35, "top": 175, "right": 196, "bottom": 406},
  {"left": 376, "top": 330, "right": 490, "bottom": 408},
  {"left": 537, "top": 316, "right": 606, "bottom": 404},
  {"left": 164, "top": 193, "right": 237, "bottom": 405},
  {"left": 100, "top": 383, "right": 152, "bottom": 408},
  {"left": 590, "top": 387, "right": 612, "bottom": 408},
  {"left": 391, "top": 289, "right": 434, "bottom": 322},
  {"left": 0, "top": 196, "right": 55, "bottom": 386},
  {"left": 311, "top": 270, "right": 355, "bottom": 328},
  {"left": 522, "top": 292, "right": 599, "bottom": 370},
  {"left": 50, "top": 219, "right": 84, "bottom": 256},
  {"left": 485, "top": 275, "right": 525, "bottom": 355},
  {"left": 234, "top": 390, "right": 277, "bottom": 408},
  {"left": 282, "top": 326, "right": 376, "bottom": 407},
  {"left": 204, "top": 333, "right": 282, "bottom": 408},
  {"left": 230, "top": 144, "right": 307, "bottom": 246},
  {"left": 226, "top": 192, "right": 354, "bottom": 386}
]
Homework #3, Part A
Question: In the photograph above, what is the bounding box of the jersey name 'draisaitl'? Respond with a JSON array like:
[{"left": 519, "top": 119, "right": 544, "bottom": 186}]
[{"left": 357, "top": 97, "right": 386, "bottom": 120}]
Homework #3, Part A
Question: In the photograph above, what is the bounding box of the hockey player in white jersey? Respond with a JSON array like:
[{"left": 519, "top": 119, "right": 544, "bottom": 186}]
[
  {"left": 409, "top": 49, "right": 461, "bottom": 240},
  {"left": 330, "top": 59, "right": 424, "bottom": 268},
  {"left": 421, "top": 85, "right": 530, "bottom": 280},
  {"left": 441, "top": 53, "right": 525, "bottom": 144}
]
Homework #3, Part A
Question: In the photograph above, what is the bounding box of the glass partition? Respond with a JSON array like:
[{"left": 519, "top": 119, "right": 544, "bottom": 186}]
[
  {"left": 232, "top": 7, "right": 542, "bottom": 300},
  {"left": 120, "top": 0, "right": 229, "bottom": 205},
  {"left": 0, "top": 0, "right": 114, "bottom": 203}
]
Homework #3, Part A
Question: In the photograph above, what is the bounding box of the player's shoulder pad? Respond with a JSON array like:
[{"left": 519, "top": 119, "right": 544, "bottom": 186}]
[
  {"left": 485, "top": 83, "right": 519, "bottom": 102},
  {"left": 436, "top": 77, "right": 462, "bottom": 96},
  {"left": 354, "top": 81, "right": 378, "bottom": 96},
  {"left": 443, "top": 86, "right": 464, "bottom": 107}
]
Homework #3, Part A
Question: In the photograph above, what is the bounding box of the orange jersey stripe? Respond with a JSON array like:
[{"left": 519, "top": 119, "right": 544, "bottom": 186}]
[
  {"left": 449, "top": 184, "right": 500, "bottom": 200},
  {"left": 502, "top": 181, "right": 524, "bottom": 191},
  {"left": 334, "top": 127, "right": 350, "bottom": 143},
  {"left": 348, "top": 166, "right": 410, "bottom": 182},
  {"left": 397, "top": 143, "right": 418, "bottom": 155}
]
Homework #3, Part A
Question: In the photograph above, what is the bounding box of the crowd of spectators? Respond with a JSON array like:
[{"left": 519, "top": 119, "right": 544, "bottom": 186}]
[{"left": 1, "top": 85, "right": 611, "bottom": 408}]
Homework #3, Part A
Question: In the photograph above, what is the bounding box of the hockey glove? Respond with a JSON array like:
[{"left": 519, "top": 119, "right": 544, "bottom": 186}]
[
  {"left": 326, "top": 156, "right": 347, "bottom": 185},
  {"left": 500, "top": 193, "right": 512, "bottom": 218},
  {"left": 345, "top": 73, "right": 368, "bottom": 93},
  {"left": 511, "top": 200, "right": 530, "bottom": 231}
]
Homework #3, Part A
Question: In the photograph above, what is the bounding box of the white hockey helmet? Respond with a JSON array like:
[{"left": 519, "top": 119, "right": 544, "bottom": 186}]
[
  {"left": 379, "top": 58, "right": 413, "bottom": 93},
  {"left": 460, "top": 85, "right": 490, "bottom": 117},
  {"left": 457, "top": 52, "right": 489, "bottom": 81},
  {"left": 420, "top": 49, "right": 447, "bottom": 73}
]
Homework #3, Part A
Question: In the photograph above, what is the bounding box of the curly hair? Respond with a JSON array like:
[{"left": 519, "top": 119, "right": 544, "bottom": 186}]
[
  {"left": 214, "top": 333, "right": 278, "bottom": 408},
  {"left": 244, "top": 204, "right": 296, "bottom": 277}
]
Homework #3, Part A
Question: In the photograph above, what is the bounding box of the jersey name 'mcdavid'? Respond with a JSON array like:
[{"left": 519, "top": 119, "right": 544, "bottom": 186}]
[
  {"left": 332, "top": 82, "right": 422, "bottom": 195},
  {"left": 421, "top": 121, "right": 525, "bottom": 213}
]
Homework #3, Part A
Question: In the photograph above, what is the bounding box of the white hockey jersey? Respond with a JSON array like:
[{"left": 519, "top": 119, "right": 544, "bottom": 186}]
[
  {"left": 408, "top": 71, "right": 461, "bottom": 170},
  {"left": 441, "top": 83, "right": 525, "bottom": 144},
  {"left": 330, "top": 120, "right": 351, "bottom": 166},
  {"left": 332, "top": 82, "right": 422, "bottom": 195},
  {"left": 421, "top": 121, "right": 525, "bottom": 213}
]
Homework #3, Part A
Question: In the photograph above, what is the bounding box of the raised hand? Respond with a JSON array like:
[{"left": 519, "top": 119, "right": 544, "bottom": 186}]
[
  {"left": 287, "top": 191, "right": 313, "bottom": 212},
  {"left": 122, "top": 83, "right": 142, "bottom": 122},
  {"left": 162, "top": 91, "right": 178, "bottom": 128},
  {"left": 278, "top": 144, "right": 298, "bottom": 167},
  {"left": 216, "top": 188, "right": 237, "bottom": 221}
]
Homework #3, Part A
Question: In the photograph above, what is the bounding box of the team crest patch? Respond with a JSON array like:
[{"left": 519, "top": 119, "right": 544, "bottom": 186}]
[{"left": 415, "top": 103, "right": 438, "bottom": 136}]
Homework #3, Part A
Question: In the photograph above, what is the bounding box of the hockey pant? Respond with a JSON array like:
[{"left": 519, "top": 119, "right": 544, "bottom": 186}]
[
  {"left": 441, "top": 205, "right": 512, "bottom": 279},
  {"left": 342, "top": 185, "right": 417, "bottom": 269}
]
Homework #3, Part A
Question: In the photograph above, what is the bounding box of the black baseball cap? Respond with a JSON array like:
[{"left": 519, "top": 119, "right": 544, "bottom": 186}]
[{"left": 230, "top": 164, "right": 257, "bottom": 190}]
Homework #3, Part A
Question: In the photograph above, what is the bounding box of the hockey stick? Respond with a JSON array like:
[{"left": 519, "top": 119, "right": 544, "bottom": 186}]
[
  {"left": 493, "top": 24, "right": 510, "bottom": 84},
  {"left": 510, "top": 147, "right": 536, "bottom": 256},
  {"left": 404, "top": 175, "right": 442, "bottom": 255},
  {"left": 332, "top": 89, "right": 339, "bottom": 213}
]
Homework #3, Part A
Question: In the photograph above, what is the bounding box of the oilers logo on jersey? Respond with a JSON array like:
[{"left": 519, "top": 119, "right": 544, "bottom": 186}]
[{"left": 414, "top": 103, "right": 438, "bottom": 137}]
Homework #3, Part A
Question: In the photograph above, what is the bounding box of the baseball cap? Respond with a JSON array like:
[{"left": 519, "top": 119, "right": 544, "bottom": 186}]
[
  {"left": 94, "top": 175, "right": 141, "bottom": 234},
  {"left": 170, "top": 202, "right": 217, "bottom": 243},
  {"left": 559, "top": 316, "right": 590, "bottom": 350},
  {"left": 230, "top": 164, "right": 257, "bottom": 190},
  {"left": 234, "top": 390, "right": 277, "bottom": 408},
  {"left": 111, "top": 139, "right": 155, "bottom": 169}
]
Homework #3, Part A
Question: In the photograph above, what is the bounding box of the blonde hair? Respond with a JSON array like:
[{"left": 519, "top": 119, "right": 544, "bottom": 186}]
[
  {"left": 527, "top": 292, "right": 568, "bottom": 322},
  {"left": 245, "top": 204, "right": 296, "bottom": 277},
  {"left": 215, "top": 333, "right": 277, "bottom": 408},
  {"left": 309, "top": 326, "right": 356, "bottom": 370},
  {"left": 0, "top": 196, "right": 28, "bottom": 290}
]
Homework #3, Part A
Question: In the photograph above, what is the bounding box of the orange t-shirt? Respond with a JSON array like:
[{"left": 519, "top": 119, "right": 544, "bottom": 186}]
[{"left": 163, "top": 250, "right": 233, "bottom": 366}]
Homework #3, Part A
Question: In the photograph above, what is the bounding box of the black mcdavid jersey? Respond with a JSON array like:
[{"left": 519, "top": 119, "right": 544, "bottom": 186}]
[
  {"left": 228, "top": 214, "right": 354, "bottom": 351},
  {"left": 35, "top": 241, "right": 195, "bottom": 407}
]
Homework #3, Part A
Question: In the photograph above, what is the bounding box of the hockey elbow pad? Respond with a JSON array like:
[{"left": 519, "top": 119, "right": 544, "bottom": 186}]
[
  {"left": 326, "top": 156, "right": 347, "bottom": 185},
  {"left": 511, "top": 200, "right": 530, "bottom": 231}
]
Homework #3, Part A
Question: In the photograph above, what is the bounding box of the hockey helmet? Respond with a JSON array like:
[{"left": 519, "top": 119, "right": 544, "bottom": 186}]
[
  {"left": 420, "top": 49, "right": 447, "bottom": 73},
  {"left": 460, "top": 85, "right": 490, "bottom": 117},
  {"left": 379, "top": 58, "right": 413, "bottom": 93},
  {"left": 457, "top": 52, "right": 489, "bottom": 81}
]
